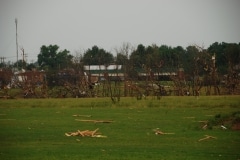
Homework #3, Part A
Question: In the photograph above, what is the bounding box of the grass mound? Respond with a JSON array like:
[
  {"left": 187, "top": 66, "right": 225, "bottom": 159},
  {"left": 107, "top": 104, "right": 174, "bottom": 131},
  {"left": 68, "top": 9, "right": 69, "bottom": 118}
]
[{"left": 207, "top": 111, "right": 240, "bottom": 130}]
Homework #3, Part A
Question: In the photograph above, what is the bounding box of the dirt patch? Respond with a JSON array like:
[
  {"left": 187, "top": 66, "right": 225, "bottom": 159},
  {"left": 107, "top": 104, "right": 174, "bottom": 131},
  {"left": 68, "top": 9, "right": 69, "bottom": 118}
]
[{"left": 232, "top": 122, "right": 240, "bottom": 130}]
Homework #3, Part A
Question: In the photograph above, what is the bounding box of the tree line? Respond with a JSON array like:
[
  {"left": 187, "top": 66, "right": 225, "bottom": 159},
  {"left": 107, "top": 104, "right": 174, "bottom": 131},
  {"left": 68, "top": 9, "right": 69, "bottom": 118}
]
[{"left": 2, "top": 42, "right": 240, "bottom": 76}]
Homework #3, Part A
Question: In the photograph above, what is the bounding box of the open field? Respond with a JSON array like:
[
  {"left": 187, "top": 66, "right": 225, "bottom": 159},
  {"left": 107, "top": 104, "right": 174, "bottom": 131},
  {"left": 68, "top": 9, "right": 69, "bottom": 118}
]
[{"left": 0, "top": 96, "right": 240, "bottom": 160}]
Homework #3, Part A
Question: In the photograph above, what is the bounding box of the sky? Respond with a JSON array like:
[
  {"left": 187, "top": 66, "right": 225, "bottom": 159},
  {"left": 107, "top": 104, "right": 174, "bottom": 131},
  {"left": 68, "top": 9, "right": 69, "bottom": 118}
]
[{"left": 1, "top": 0, "right": 240, "bottom": 63}]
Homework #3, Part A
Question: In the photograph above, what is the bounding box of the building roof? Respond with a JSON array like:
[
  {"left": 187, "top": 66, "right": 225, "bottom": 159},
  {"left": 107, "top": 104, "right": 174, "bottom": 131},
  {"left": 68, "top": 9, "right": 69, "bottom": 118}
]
[{"left": 84, "top": 65, "right": 122, "bottom": 71}]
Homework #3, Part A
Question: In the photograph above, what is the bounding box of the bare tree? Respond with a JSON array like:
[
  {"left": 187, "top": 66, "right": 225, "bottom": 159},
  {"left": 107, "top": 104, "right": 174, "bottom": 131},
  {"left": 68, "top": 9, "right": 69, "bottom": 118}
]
[{"left": 73, "top": 49, "right": 85, "bottom": 71}]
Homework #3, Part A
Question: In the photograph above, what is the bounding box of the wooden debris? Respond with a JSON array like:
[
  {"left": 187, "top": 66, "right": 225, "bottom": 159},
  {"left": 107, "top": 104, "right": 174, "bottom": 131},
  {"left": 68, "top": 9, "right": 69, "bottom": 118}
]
[
  {"left": 202, "top": 124, "right": 208, "bottom": 130},
  {"left": 198, "top": 121, "right": 208, "bottom": 123},
  {"left": 196, "top": 120, "right": 208, "bottom": 130},
  {"left": 75, "top": 119, "right": 114, "bottom": 123},
  {"left": 221, "top": 125, "right": 227, "bottom": 130},
  {"left": 72, "top": 114, "right": 92, "bottom": 118},
  {"left": 65, "top": 128, "right": 107, "bottom": 138},
  {"left": 153, "top": 128, "right": 175, "bottom": 135},
  {"left": 198, "top": 135, "right": 217, "bottom": 141}
]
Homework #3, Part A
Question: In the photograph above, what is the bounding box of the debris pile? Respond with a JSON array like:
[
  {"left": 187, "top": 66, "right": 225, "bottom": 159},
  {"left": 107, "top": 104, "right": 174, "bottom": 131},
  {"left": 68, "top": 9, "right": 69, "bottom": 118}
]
[
  {"left": 199, "top": 111, "right": 240, "bottom": 130},
  {"left": 65, "top": 128, "right": 107, "bottom": 138}
]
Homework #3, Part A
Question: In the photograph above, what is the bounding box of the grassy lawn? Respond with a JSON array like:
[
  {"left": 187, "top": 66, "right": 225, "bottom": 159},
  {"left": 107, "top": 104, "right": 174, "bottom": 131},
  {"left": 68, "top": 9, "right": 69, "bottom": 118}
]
[{"left": 0, "top": 96, "right": 240, "bottom": 160}]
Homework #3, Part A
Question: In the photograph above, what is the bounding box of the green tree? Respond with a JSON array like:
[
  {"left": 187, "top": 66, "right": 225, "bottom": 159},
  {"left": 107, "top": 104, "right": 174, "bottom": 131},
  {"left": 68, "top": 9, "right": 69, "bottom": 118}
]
[
  {"left": 172, "top": 46, "right": 186, "bottom": 68},
  {"left": 208, "top": 42, "right": 228, "bottom": 73},
  {"left": 37, "top": 45, "right": 72, "bottom": 71},
  {"left": 115, "top": 53, "right": 128, "bottom": 65},
  {"left": 56, "top": 50, "right": 73, "bottom": 69},
  {"left": 184, "top": 46, "right": 199, "bottom": 75},
  {"left": 224, "top": 43, "right": 240, "bottom": 70},
  {"left": 129, "top": 44, "right": 146, "bottom": 69},
  {"left": 26, "top": 62, "right": 37, "bottom": 70},
  {"left": 83, "top": 46, "right": 113, "bottom": 66},
  {"left": 158, "top": 45, "right": 175, "bottom": 71},
  {"left": 208, "top": 42, "right": 240, "bottom": 74},
  {"left": 13, "top": 60, "right": 27, "bottom": 70}
]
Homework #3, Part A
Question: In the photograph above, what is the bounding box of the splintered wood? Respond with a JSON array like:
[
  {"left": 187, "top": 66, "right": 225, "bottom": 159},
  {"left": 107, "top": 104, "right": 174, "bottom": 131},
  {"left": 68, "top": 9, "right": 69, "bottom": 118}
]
[
  {"left": 72, "top": 114, "right": 92, "bottom": 118},
  {"left": 198, "top": 135, "right": 217, "bottom": 141},
  {"left": 65, "top": 128, "right": 107, "bottom": 138},
  {"left": 153, "top": 129, "right": 175, "bottom": 135},
  {"left": 75, "top": 119, "right": 114, "bottom": 123}
]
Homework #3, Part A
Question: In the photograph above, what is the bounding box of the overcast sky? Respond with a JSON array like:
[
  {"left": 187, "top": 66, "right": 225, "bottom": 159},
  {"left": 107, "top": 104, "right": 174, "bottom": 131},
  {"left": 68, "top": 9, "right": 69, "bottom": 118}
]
[{"left": 1, "top": 0, "right": 240, "bottom": 63}]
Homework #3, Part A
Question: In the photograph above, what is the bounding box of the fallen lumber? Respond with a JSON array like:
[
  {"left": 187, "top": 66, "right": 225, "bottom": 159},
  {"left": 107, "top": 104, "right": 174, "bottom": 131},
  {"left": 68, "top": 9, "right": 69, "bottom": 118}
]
[
  {"left": 75, "top": 119, "right": 114, "bottom": 123},
  {"left": 153, "top": 128, "right": 175, "bottom": 135},
  {"left": 198, "top": 135, "right": 217, "bottom": 141},
  {"left": 65, "top": 128, "right": 107, "bottom": 138},
  {"left": 72, "top": 114, "right": 92, "bottom": 117},
  {"left": 198, "top": 120, "right": 208, "bottom": 123},
  {"left": 196, "top": 121, "right": 208, "bottom": 129}
]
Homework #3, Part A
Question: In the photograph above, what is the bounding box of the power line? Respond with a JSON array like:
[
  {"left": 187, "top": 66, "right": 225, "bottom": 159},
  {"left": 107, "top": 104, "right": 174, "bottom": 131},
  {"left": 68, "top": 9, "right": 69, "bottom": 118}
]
[{"left": 5, "top": 56, "right": 16, "bottom": 59}]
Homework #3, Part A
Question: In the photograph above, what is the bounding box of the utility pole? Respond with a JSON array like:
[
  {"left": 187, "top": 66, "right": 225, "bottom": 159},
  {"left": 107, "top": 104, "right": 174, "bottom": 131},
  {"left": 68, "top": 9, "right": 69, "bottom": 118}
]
[
  {"left": 15, "top": 18, "right": 19, "bottom": 69},
  {"left": 20, "top": 47, "right": 27, "bottom": 69}
]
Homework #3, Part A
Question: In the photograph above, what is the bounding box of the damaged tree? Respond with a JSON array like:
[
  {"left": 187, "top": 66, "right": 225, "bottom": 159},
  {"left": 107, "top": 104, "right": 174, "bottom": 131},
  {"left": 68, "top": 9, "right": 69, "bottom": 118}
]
[{"left": 0, "top": 68, "right": 13, "bottom": 98}]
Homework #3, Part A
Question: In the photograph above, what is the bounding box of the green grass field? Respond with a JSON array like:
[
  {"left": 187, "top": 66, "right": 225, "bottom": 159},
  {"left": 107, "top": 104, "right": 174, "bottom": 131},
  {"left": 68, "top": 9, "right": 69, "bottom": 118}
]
[{"left": 0, "top": 96, "right": 240, "bottom": 160}]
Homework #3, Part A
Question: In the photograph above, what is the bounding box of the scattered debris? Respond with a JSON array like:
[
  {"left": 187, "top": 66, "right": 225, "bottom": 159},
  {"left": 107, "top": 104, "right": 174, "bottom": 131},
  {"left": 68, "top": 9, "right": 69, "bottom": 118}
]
[
  {"left": 153, "top": 128, "right": 175, "bottom": 135},
  {"left": 65, "top": 128, "right": 107, "bottom": 138},
  {"left": 75, "top": 119, "right": 114, "bottom": 123},
  {"left": 198, "top": 120, "right": 208, "bottom": 123},
  {"left": 221, "top": 125, "right": 227, "bottom": 130},
  {"left": 202, "top": 124, "right": 208, "bottom": 130},
  {"left": 72, "top": 114, "right": 92, "bottom": 118},
  {"left": 200, "top": 111, "right": 240, "bottom": 130},
  {"left": 197, "top": 120, "right": 208, "bottom": 130},
  {"left": 198, "top": 135, "right": 217, "bottom": 142}
]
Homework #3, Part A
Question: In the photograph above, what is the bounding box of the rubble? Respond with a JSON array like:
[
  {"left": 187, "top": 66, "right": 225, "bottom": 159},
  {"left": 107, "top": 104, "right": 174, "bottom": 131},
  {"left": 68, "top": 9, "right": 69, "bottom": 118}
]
[{"left": 65, "top": 128, "right": 107, "bottom": 138}]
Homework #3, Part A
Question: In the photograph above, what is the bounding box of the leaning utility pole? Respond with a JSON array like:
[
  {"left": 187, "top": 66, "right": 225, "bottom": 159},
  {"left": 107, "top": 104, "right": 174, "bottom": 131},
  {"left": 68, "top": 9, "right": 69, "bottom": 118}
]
[{"left": 15, "top": 18, "right": 19, "bottom": 69}]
